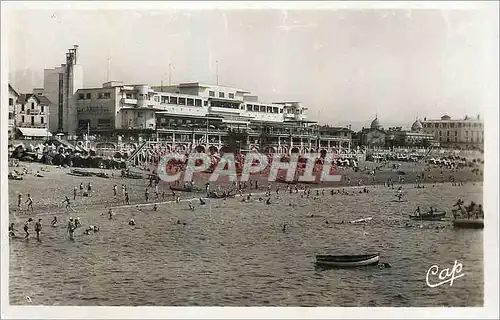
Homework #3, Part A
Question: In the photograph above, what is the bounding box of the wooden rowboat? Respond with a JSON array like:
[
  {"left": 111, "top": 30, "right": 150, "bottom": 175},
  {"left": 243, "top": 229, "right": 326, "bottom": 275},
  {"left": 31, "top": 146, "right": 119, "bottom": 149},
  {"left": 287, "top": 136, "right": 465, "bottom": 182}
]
[
  {"left": 316, "top": 253, "right": 380, "bottom": 267},
  {"left": 409, "top": 211, "right": 446, "bottom": 221},
  {"left": 452, "top": 219, "right": 484, "bottom": 229}
]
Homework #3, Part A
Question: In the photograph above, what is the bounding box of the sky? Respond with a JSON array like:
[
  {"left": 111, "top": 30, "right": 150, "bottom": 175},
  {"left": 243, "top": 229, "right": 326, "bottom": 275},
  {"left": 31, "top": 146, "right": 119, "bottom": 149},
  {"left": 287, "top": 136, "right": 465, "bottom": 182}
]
[{"left": 6, "top": 4, "right": 499, "bottom": 130}]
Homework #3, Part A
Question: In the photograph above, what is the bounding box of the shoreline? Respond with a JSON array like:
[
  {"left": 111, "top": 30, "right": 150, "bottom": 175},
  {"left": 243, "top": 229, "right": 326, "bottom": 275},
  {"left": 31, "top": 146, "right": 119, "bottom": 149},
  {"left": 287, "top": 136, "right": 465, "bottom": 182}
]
[{"left": 9, "top": 179, "right": 482, "bottom": 219}]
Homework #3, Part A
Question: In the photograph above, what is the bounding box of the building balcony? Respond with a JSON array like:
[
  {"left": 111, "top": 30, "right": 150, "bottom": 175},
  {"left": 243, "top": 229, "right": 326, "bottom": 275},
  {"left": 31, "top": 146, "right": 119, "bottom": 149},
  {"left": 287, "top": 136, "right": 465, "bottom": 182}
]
[
  {"left": 122, "top": 98, "right": 138, "bottom": 105},
  {"left": 27, "top": 109, "right": 42, "bottom": 115},
  {"left": 17, "top": 124, "right": 49, "bottom": 129}
]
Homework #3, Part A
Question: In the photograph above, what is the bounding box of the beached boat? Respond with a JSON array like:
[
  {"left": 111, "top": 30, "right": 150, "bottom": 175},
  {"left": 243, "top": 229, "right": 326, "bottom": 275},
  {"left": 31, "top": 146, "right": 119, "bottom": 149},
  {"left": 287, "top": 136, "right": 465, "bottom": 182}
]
[
  {"left": 70, "top": 169, "right": 92, "bottom": 176},
  {"left": 316, "top": 253, "right": 380, "bottom": 267},
  {"left": 409, "top": 211, "right": 446, "bottom": 221},
  {"left": 452, "top": 219, "right": 484, "bottom": 229},
  {"left": 169, "top": 186, "right": 201, "bottom": 192},
  {"left": 207, "top": 192, "right": 235, "bottom": 199},
  {"left": 276, "top": 177, "right": 318, "bottom": 185}
]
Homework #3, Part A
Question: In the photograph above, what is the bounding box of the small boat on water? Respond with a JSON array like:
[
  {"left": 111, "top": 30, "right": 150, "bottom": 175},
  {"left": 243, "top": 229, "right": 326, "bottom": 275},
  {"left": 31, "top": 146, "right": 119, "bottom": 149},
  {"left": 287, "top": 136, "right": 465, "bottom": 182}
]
[
  {"left": 452, "top": 219, "right": 484, "bottom": 229},
  {"left": 316, "top": 253, "right": 380, "bottom": 268},
  {"left": 409, "top": 211, "right": 446, "bottom": 221},
  {"left": 349, "top": 217, "right": 373, "bottom": 224}
]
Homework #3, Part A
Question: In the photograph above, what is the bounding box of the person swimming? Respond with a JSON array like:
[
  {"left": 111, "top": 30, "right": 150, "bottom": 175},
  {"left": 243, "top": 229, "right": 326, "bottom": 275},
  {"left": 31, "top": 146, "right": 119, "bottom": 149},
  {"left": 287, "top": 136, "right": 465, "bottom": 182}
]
[
  {"left": 199, "top": 198, "right": 206, "bottom": 205},
  {"left": 128, "top": 218, "right": 136, "bottom": 226},
  {"left": 282, "top": 224, "right": 287, "bottom": 232},
  {"left": 188, "top": 201, "right": 195, "bottom": 210},
  {"left": 51, "top": 216, "right": 58, "bottom": 227},
  {"left": 266, "top": 198, "right": 271, "bottom": 205}
]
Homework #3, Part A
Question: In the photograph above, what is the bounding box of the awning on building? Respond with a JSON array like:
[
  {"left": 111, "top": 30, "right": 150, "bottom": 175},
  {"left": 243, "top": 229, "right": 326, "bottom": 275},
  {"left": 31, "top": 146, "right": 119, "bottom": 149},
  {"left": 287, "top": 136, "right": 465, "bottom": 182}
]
[{"left": 17, "top": 127, "right": 52, "bottom": 138}]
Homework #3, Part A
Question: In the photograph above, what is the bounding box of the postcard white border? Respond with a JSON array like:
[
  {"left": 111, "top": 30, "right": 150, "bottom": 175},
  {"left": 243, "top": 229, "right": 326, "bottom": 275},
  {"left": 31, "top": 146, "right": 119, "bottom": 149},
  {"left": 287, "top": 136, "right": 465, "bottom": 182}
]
[{"left": 1, "top": 1, "right": 498, "bottom": 319}]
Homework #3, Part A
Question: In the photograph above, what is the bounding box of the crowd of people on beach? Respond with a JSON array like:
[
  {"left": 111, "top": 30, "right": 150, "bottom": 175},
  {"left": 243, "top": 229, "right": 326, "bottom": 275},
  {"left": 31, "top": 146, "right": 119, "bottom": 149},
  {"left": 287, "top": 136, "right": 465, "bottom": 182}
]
[{"left": 9, "top": 157, "right": 483, "bottom": 243}]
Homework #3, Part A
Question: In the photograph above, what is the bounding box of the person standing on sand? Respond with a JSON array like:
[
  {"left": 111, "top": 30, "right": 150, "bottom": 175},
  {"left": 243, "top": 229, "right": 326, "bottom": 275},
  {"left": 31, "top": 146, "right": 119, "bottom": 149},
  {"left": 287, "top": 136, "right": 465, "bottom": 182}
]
[
  {"left": 87, "top": 182, "right": 92, "bottom": 193},
  {"left": 25, "top": 194, "right": 34, "bottom": 213},
  {"left": 9, "top": 223, "right": 16, "bottom": 237},
  {"left": 17, "top": 193, "right": 23, "bottom": 209},
  {"left": 125, "top": 191, "right": 130, "bottom": 205},
  {"left": 122, "top": 184, "right": 125, "bottom": 196},
  {"left": 79, "top": 182, "right": 84, "bottom": 195},
  {"left": 73, "top": 186, "right": 77, "bottom": 200},
  {"left": 113, "top": 184, "right": 118, "bottom": 197},
  {"left": 62, "top": 196, "right": 72, "bottom": 211},
  {"left": 67, "top": 218, "right": 75, "bottom": 241},
  {"left": 34, "top": 218, "right": 42, "bottom": 241},
  {"left": 144, "top": 188, "right": 149, "bottom": 202}
]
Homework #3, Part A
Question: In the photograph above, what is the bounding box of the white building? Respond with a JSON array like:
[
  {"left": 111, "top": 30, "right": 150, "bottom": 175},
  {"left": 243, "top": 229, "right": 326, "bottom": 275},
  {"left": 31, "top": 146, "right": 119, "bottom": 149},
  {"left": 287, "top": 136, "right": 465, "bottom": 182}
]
[
  {"left": 15, "top": 94, "right": 52, "bottom": 139},
  {"left": 421, "top": 114, "right": 484, "bottom": 147},
  {"left": 74, "top": 82, "right": 301, "bottom": 134},
  {"left": 41, "top": 45, "right": 83, "bottom": 135}
]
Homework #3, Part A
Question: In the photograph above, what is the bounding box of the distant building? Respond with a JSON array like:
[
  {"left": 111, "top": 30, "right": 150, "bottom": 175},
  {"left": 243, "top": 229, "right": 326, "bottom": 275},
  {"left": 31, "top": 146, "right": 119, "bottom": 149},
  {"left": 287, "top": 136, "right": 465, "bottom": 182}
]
[
  {"left": 359, "top": 116, "right": 386, "bottom": 147},
  {"left": 74, "top": 81, "right": 352, "bottom": 154},
  {"left": 40, "top": 45, "right": 83, "bottom": 135},
  {"left": 8, "top": 84, "right": 20, "bottom": 139},
  {"left": 385, "top": 119, "right": 437, "bottom": 147},
  {"left": 15, "top": 93, "right": 52, "bottom": 139},
  {"left": 421, "top": 114, "right": 484, "bottom": 148}
]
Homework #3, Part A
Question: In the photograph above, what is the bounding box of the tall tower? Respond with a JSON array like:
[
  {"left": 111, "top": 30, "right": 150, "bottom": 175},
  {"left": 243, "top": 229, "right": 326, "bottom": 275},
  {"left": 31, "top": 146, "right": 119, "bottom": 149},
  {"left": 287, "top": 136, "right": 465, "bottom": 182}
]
[{"left": 42, "top": 45, "right": 83, "bottom": 135}]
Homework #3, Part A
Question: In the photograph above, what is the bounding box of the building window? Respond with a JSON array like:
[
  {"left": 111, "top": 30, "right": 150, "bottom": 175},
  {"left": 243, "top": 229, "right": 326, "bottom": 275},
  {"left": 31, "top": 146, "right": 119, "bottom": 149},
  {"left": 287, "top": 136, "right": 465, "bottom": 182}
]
[
  {"left": 450, "top": 123, "right": 455, "bottom": 128},
  {"left": 219, "top": 92, "right": 224, "bottom": 98},
  {"left": 254, "top": 105, "right": 259, "bottom": 112},
  {"left": 31, "top": 116, "right": 35, "bottom": 125},
  {"left": 247, "top": 104, "right": 252, "bottom": 111},
  {"left": 195, "top": 99, "right": 202, "bottom": 107},
  {"left": 31, "top": 102, "right": 34, "bottom": 109},
  {"left": 209, "top": 91, "right": 215, "bottom": 97},
  {"left": 454, "top": 130, "right": 457, "bottom": 136},
  {"left": 41, "top": 106, "right": 44, "bottom": 113},
  {"left": 21, "top": 104, "right": 25, "bottom": 112},
  {"left": 21, "top": 115, "right": 25, "bottom": 123},
  {"left": 447, "top": 131, "right": 450, "bottom": 136},
  {"left": 439, "top": 131, "right": 442, "bottom": 136},
  {"left": 78, "top": 93, "right": 85, "bottom": 100},
  {"left": 280, "top": 109, "right": 283, "bottom": 113},
  {"left": 161, "top": 96, "right": 168, "bottom": 104},
  {"left": 170, "top": 97, "right": 178, "bottom": 104},
  {"left": 260, "top": 106, "right": 266, "bottom": 112},
  {"left": 204, "top": 101, "right": 208, "bottom": 106},
  {"left": 104, "top": 92, "right": 111, "bottom": 99},
  {"left": 9, "top": 98, "right": 13, "bottom": 106},
  {"left": 41, "top": 117, "right": 44, "bottom": 124},
  {"left": 138, "top": 113, "right": 143, "bottom": 118},
  {"left": 465, "top": 131, "right": 468, "bottom": 136},
  {"left": 86, "top": 93, "right": 91, "bottom": 99},
  {"left": 98, "top": 93, "right": 103, "bottom": 99},
  {"left": 229, "top": 93, "right": 235, "bottom": 99},
  {"left": 178, "top": 98, "right": 186, "bottom": 105},
  {"left": 434, "top": 123, "right": 439, "bottom": 128},
  {"left": 8, "top": 112, "right": 13, "bottom": 120},
  {"left": 187, "top": 98, "right": 194, "bottom": 106}
]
